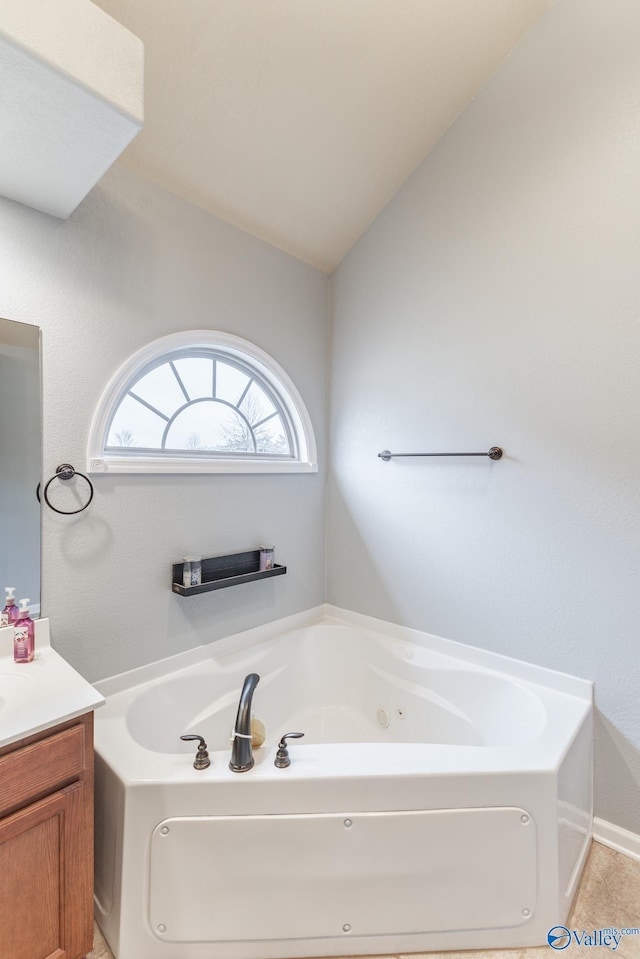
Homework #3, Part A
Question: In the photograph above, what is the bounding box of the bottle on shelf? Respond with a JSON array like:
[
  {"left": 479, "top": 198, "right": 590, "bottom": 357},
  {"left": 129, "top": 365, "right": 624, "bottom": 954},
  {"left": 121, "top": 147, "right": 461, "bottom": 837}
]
[{"left": 259, "top": 545, "right": 275, "bottom": 571}]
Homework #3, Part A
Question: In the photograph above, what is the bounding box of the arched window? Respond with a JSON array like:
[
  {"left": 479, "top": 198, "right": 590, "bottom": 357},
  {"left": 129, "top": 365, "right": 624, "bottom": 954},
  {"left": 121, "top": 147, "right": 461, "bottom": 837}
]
[{"left": 87, "top": 331, "right": 317, "bottom": 473}]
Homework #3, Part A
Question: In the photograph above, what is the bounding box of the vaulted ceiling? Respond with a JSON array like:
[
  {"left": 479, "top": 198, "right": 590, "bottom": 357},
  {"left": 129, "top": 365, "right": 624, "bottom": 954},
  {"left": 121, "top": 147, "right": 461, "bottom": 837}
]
[{"left": 92, "top": 0, "right": 554, "bottom": 272}]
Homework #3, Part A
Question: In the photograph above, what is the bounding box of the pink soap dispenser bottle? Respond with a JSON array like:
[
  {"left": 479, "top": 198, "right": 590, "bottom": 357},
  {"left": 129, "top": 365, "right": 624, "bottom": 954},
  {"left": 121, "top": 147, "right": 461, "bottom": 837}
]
[
  {"left": 1, "top": 587, "right": 19, "bottom": 627},
  {"left": 13, "top": 598, "right": 34, "bottom": 663}
]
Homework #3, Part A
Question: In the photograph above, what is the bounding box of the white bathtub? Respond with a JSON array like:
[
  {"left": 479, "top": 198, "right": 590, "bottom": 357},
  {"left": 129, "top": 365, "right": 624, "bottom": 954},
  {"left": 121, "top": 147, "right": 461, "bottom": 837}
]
[{"left": 94, "top": 605, "right": 593, "bottom": 959}]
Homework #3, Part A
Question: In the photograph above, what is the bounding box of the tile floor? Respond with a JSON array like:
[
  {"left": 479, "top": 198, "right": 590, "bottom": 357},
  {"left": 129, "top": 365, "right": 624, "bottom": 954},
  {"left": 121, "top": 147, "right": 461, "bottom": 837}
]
[{"left": 88, "top": 841, "right": 640, "bottom": 959}]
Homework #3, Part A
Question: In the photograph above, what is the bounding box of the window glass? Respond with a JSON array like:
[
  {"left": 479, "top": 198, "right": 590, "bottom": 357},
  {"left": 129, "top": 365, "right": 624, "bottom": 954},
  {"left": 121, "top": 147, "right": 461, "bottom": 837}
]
[
  {"left": 107, "top": 393, "right": 166, "bottom": 449},
  {"left": 131, "top": 363, "right": 186, "bottom": 417},
  {"left": 164, "top": 402, "right": 254, "bottom": 452},
  {"left": 255, "top": 415, "right": 289, "bottom": 454},
  {"left": 91, "top": 331, "right": 317, "bottom": 474},
  {"left": 215, "top": 361, "right": 250, "bottom": 405},
  {"left": 172, "top": 357, "right": 214, "bottom": 401},
  {"left": 239, "top": 381, "right": 276, "bottom": 426},
  {"left": 106, "top": 354, "right": 292, "bottom": 457}
]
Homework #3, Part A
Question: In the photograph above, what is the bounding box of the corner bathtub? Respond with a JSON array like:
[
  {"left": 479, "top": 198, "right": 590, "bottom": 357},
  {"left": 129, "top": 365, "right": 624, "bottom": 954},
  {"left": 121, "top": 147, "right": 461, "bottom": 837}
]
[{"left": 94, "top": 606, "right": 593, "bottom": 959}]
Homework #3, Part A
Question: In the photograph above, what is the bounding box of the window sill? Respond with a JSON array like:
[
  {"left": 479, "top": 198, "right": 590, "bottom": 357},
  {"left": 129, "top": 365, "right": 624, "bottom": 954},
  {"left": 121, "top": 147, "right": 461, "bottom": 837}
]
[{"left": 88, "top": 455, "right": 318, "bottom": 474}]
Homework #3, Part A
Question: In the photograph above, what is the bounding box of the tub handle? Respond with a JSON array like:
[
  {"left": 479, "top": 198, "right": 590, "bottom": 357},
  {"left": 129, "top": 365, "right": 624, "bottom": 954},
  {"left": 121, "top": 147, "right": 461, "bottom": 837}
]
[
  {"left": 180, "top": 734, "right": 211, "bottom": 770},
  {"left": 274, "top": 732, "right": 304, "bottom": 768}
]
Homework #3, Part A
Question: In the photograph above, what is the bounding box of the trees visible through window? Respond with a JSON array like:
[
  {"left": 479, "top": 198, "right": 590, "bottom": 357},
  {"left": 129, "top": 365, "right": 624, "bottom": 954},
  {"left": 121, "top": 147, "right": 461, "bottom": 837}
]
[
  {"left": 87, "top": 331, "right": 317, "bottom": 474},
  {"left": 107, "top": 353, "right": 292, "bottom": 456}
]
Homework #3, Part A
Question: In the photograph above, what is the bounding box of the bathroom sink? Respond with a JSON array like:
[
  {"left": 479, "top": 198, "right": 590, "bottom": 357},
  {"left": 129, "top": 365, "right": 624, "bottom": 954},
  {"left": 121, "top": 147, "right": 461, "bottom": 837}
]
[
  {"left": 0, "top": 622, "right": 104, "bottom": 748},
  {"left": 0, "top": 670, "right": 33, "bottom": 712}
]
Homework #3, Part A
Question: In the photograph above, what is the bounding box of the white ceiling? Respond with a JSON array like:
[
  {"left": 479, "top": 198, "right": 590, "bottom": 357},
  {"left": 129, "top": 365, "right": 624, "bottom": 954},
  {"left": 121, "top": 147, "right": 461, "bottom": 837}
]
[{"left": 92, "top": 0, "right": 554, "bottom": 272}]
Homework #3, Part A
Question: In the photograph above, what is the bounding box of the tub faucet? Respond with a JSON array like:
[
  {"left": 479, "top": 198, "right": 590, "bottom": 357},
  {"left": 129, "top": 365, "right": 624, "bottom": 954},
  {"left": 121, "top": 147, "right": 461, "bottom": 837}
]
[{"left": 229, "top": 672, "right": 260, "bottom": 772}]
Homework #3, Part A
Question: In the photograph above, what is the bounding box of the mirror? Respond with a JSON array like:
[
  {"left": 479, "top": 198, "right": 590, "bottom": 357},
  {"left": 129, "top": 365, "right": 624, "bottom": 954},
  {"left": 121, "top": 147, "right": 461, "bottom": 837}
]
[{"left": 0, "top": 317, "right": 41, "bottom": 615}]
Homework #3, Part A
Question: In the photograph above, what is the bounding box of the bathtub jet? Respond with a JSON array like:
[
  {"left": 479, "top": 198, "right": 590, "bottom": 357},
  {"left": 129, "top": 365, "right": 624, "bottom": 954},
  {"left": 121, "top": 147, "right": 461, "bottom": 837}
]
[{"left": 229, "top": 672, "right": 260, "bottom": 772}]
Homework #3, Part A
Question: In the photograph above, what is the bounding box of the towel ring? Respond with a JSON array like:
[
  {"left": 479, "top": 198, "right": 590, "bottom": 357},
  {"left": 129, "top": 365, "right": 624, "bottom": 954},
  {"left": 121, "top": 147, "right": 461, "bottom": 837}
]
[{"left": 40, "top": 464, "right": 94, "bottom": 515}]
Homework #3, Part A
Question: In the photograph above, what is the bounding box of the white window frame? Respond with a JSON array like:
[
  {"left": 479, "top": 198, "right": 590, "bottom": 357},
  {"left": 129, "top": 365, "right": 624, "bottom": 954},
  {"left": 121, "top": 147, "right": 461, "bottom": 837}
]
[{"left": 87, "top": 331, "right": 318, "bottom": 474}]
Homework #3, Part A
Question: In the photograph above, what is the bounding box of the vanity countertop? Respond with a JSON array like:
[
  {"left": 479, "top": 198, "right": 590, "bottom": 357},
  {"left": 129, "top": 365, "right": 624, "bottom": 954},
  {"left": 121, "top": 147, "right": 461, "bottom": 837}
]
[{"left": 0, "top": 618, "right": 104, "bottom": 749}]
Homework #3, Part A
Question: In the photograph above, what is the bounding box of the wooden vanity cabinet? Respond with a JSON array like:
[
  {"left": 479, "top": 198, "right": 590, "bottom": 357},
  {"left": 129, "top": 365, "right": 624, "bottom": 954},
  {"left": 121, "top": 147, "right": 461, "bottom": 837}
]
[{"left": 0, "top": 712, "right": 95, "bottom": 959}]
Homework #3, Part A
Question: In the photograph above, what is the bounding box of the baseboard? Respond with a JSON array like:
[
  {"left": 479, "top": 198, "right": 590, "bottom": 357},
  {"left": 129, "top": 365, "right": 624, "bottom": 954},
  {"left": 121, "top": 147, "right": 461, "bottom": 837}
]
[{"left": 594, "top": 817, "right": 640, "bottom": 862}]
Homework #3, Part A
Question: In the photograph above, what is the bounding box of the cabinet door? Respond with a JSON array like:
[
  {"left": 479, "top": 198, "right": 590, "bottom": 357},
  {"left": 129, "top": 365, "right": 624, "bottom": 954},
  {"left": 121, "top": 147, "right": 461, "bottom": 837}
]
[{"left": 0, "top": 782, "right": 84, "bottom": 959}]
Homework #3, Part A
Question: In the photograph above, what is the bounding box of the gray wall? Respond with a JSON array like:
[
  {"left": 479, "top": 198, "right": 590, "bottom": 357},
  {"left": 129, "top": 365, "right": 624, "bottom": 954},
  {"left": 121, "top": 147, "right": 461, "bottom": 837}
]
[
  {"left": 0, "top": 164, "right": 327, "bottom": 681},
  {"left": 328, "top": 0, "right": 640, "bottom": 833}
]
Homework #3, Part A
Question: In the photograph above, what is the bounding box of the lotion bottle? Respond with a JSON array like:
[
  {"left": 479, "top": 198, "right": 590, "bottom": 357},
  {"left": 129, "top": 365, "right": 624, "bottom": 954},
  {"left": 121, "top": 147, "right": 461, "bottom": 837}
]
[
  {"left": 13, "top": 598, "right": 34, "bottom": 663},
  {"left": 1, "top": 587, "right": 19, "bottom": 627}
]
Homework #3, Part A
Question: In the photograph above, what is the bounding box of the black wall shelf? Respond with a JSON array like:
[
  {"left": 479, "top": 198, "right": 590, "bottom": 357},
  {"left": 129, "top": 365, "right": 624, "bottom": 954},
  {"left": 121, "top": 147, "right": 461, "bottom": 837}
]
[{"left": 172, "top": 550, "right": 286, "bottom": 596}]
